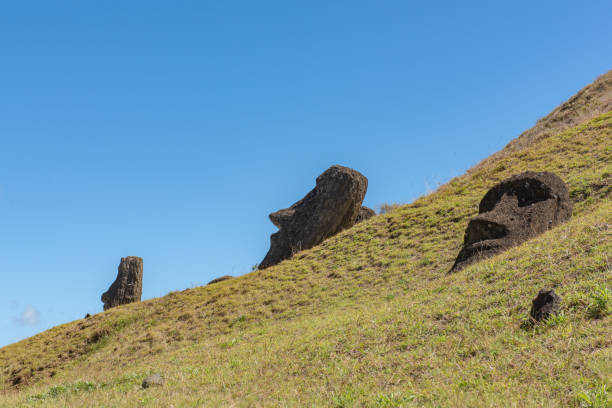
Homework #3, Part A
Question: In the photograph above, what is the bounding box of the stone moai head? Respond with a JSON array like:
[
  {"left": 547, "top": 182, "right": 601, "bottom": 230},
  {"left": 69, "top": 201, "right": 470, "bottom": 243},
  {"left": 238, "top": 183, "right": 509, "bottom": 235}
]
[
  {"left": 451, "top": 172, "right": 572, "bottom": 271},
  {"left": 259, "top": 165, "right": 368, "bottom": 269}
]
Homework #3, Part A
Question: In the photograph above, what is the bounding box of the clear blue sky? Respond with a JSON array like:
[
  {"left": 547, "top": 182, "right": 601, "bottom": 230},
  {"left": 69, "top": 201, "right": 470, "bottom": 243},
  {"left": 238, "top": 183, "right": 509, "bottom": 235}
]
[{"left": 1, "top": 1, "right": 611, "bottom": 347}]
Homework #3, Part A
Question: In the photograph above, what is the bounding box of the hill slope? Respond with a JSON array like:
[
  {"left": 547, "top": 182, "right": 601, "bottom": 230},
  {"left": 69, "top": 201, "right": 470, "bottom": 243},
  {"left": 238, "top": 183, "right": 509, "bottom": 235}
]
[
  {"left": 1, "top": 77, "right": 611, "bottom": 407},
  {"left": 471, "top": 69, "right": 612, "bottom": 173}
]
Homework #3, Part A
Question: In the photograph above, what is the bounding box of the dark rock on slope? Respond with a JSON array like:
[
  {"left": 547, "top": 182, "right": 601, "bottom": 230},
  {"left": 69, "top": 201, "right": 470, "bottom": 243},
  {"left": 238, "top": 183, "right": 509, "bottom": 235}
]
[
  {"left": 530, "top": 289, "right": 561, "bottom": 321},
  {"left": 451, "top": 172, "right": 572, "bottom": 271},
  {"left": 260, "top": 165, "right": 368, "bottom": 269},
  {"left": 101, "top": 256, "right": 143, "bottom": 310},
  {"left": 356, "top": 206, "right": 376, "bottom": 223}
]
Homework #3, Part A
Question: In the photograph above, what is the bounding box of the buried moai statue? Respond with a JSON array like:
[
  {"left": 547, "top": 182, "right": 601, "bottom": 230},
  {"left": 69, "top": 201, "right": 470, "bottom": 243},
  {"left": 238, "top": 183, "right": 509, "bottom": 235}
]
[
  {"left": 260, "top": 165, "right": 368, "bottom": 269},
  {"left": 101, "top": 256, "right": 143, "bottom": 310},
  {"left": 451, "top": 172, "right": 572, "bottom": 271}
]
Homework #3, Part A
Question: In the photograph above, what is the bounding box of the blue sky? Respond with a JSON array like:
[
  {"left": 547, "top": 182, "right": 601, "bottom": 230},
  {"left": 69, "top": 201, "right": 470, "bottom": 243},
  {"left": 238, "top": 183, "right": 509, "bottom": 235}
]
[{"left": 1, "top": 1, "right": 611, "bottom": 347}]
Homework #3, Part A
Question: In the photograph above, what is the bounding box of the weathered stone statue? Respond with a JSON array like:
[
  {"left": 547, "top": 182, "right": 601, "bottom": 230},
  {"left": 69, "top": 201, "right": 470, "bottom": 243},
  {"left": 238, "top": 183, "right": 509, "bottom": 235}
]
[
  {"left": 101, "top": 256, "right": 143, "bottom": 310},
  {"left": 451, "top": 172, "right": 572, "bottom": 271},
  {"left": 260, "top": 165, "right": 368, "bottom": 269}
]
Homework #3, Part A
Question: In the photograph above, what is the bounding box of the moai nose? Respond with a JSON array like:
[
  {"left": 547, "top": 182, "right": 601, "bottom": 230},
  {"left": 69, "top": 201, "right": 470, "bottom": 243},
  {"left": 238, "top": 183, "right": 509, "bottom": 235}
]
[{"left": 269, "top": 208, "right": 295, "bottom": 228}]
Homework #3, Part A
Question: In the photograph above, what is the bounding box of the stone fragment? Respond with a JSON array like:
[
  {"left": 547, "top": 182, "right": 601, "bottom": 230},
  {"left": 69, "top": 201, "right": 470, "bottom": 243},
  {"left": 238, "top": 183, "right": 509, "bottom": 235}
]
[
  {"left": 530, "top": 289, "right": 561, "bottom": 321},
  {"left": 142, "top": 373, "right": 164, "bottom": 388}
]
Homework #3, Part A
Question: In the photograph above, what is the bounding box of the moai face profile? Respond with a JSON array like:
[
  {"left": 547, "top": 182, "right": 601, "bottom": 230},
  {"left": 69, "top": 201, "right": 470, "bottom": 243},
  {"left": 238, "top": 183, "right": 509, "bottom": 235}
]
[
  {"left": 101, "top": 256, "right": 143, "bottom": 310},
  {"left": 451, "top": 172, "right": 572, "bottom": 271},
  {"left": 259, "top": 165, "right": 368, "bottom": 269}
]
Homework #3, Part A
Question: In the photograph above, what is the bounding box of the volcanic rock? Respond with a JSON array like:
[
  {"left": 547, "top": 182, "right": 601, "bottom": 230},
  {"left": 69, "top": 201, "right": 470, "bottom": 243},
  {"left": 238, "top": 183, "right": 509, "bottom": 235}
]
[
  {"left": 260, "top": 165, "right": 368, "bottom": 269},
  {"left": 142, "top": 373, "right": 164, "bottom": 388},
  {"left": 451, "top": 172, "right": 572, "bottom": 271},
  {"left": 101, "top": 256, "right": 143, "bottom": 311},
  {"left": 356, "top": 206, "right": 376, "bottom": 223},
  {"left": 530, "top": 289, "right": 561, "bottom": 321}
]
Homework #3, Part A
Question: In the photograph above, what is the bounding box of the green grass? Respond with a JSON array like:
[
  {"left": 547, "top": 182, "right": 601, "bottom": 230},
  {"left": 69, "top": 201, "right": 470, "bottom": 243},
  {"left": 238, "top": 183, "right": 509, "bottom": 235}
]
[
  {"left": 587, "top": 285, "right": 612, "bottom": 319},
  {"left": 0, "top": 110, "right": 610, "bottom": 407}
]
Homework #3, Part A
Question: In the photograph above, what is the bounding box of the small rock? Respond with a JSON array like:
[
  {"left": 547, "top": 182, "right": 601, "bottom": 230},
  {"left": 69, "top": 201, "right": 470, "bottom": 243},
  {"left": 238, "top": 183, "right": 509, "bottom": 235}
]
[
  {"left": 142, "top": 373, "right": 164, "bottom": 389},
  {"left": 356, "top": 206, "right": 376, "bottom": 223},
  {"left": 530, "top": 289, "right": 561, "bottom": 321},
  {"left": 84, "top": 313, "right": 91, "bottom": 319}
]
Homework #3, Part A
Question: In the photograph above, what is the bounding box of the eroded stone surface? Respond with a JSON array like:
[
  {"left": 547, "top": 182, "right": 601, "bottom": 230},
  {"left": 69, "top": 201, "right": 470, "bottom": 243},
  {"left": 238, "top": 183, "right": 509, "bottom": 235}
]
[
  {"left": 101, "top": 256, "right": 143, "bottom": 310},
  {"left": 260, "top": 165, "right": 368, "bottom": 269},
  {"left": 451, "top": 172, "right": 572, "bottom": 271},
  {"left": 530, "top": 289, "right": 561, "bottom": 321}
]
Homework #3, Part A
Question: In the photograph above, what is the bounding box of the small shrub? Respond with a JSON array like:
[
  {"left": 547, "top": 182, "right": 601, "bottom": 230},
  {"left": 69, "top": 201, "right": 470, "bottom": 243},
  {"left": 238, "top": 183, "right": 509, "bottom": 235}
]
[
  {"left": 177, "top": 313, "right": 193, "bottom": 322},
  {"left": 71, "top": 381, "right": 98, "bottom": 392},
  {"left": 521, "top": 311, "right": 567, "bottom": 332},
  {"left": 27, "top": 381, "right": 102, "bottom": 402},
  {"left": 587, "top": 286, "right": 611, "bottom": 319},
  {"left": 375, "top": 392, "right": 416, "bottom": 407},
  {"left": 47, "top": 385, "right": 68, "bottom": 398},
  {"left": 378, "top": 203, "right": 402, "bottom": 214},
  {"left": 545, "top": 311, "right": 567, "bottom": 327},
  {"left": 334, "top": 390, "right": 355, "bottom": 408},
  {"left": 219, "top": 338, "right": 237, "bottom": 349},
  {"left": 86, "top": 329, "right": 111, "bottom": 353},
  {"left": 576, "top": 384, "right": 611, "bottom": 408},
  {"left": 229, "top": 315, "right": 246, "bottom": 327},
  {"left": 87, "top": 329, "right": 110, "bottom": 345}
]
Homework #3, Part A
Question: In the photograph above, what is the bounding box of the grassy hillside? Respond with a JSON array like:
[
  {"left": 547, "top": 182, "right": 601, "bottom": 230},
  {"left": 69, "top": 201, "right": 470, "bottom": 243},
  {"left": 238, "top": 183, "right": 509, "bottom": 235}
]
[
  {"left": 471, "top": 69, "right": 612, "bottom": 174},
  {"left": 1, "top": 103, "right": 611, "bottom": 405}
]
